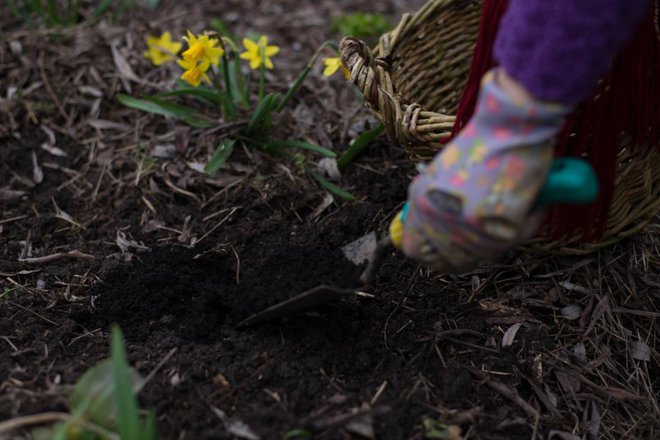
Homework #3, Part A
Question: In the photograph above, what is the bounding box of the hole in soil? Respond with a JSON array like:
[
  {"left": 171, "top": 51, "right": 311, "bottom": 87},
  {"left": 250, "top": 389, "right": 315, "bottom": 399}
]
[{"left": 84, "top": 245, "right": 363, "bottom": 340}]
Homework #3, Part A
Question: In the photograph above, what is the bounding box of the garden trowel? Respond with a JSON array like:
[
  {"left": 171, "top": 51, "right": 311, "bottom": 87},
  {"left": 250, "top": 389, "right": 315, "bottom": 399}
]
[{"left": 237, "top": 158, "right": 599, "bottom": 328}]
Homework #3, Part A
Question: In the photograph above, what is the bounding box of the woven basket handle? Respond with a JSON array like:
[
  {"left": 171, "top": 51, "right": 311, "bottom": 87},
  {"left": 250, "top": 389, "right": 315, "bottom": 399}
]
[
  {"left": 340, "top": 37, "right": 402, "bottom": 139},
  {"left": 340, "top": 37, "right": 394, "bottom": 107},
  {"left": 340, "top": 36, "right": 455, "bottom": 155}
]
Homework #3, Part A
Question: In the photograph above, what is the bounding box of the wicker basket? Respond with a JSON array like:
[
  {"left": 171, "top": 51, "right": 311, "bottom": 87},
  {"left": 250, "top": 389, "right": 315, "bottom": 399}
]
[{"left": 340, "top": 0, "right": 660, "bottom": 255}]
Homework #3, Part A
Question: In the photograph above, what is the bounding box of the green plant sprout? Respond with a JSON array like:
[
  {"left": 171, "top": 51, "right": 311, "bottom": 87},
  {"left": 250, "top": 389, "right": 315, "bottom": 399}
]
[
  {"left": 422, "top": 417, "right": 461, "bottom": 440},
  {"left": 6, "top": 0, "right": 161, "bottom": 28},
  {"left": 6, "top": 0, "right": 83, "bottom": 27},
  {"left": 330, "top": 12, "right": 393, "bottom": 45},
  {"left": 283, "top": 428, "right": 312, "bottom": 439},
  {"left": 94, "top": 0, "right": 161, "bottom": 22},
  {"left": 337, "top": 123, "right": 385, "bottom": 172},
  {"left": 133, "top": 143, "right": 156, "bottom": 171},
  {"left": 0, "top": 326, "right": 157, "bottom": 440},
  {"left": 0, "top": 286, "right": 21, "bottom": 302},
  {"left": 120, "top": 26, "right": 374, "bottom": 200}
]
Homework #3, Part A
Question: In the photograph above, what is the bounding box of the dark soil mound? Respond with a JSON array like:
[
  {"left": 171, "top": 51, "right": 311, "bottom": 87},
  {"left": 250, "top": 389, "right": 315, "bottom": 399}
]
[
  {"left": 227, "top": 245, "right": 364, "bottom": 321},
  {"left": 89, "top": 245, "right": 362, "bottom": 340}
]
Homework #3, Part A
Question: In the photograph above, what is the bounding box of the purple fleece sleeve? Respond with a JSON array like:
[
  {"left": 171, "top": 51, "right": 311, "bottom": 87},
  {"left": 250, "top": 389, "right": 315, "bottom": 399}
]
[{"left": 494, "top": 0, "right": 652, "bottom": 105}]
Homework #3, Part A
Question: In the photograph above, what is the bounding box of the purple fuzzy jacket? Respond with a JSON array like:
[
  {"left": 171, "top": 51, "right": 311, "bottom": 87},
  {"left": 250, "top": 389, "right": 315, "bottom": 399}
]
[{"left": 494, "top": 0, "right": 653, "bottom": 105}]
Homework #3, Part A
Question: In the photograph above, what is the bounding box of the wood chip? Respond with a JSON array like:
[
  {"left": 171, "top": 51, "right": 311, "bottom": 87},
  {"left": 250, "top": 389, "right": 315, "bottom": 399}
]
[
  {"left": 548, "top": 430, "right": 581, "bottom": 440},
  {"left": 629, "top": 340, "right": 651, "bottom": 362},
  {"left": 560, "top": 304, "right": 582, "bottom": 320},
  {"left": 558, "top": 281, "right": 592, "bottom": 294},
  {"left": 212, "top": 374, "right": 230, "bottom": 388},
  {"left": 0, "top": 188, "right": 27, "bottom": 203},
  {"left": 78, "top": 85, "right": 103, "bottom": 97},
  {"left": 31, "top": 151, "right": 43, "bottom": 184},
  {"left": 110, "top": 41, "right": 140, "bottom": 92},
  {"left": 116, "top": 231, "right": 150, "bottom": 252},
  {"left": 210, "top": 407, "right": 260, "bottom": 440},
  {"left": 41, "top": 143, "right": 68, "bottom": 157},
  {"left": 501, "top": 323, "right": 523, "bottom": 347},
  {"left": 572, "top": 342, "right": 587, "bottom": 362},
  {"left": 317, "top": 157, "right": 341, "bottom": 181}
]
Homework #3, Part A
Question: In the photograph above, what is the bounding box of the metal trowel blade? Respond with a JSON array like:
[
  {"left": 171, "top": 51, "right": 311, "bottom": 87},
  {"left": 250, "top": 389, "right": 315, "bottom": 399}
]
[
  {"left": 236, "top": 285, "right": 354, "bottom": 328},
  {"left": 237, "top": 233, "right": 380, "bottom": 328}
]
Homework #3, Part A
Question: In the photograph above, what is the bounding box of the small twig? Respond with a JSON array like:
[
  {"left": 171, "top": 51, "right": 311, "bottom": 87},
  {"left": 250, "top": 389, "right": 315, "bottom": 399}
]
[
  {"left": 514, "top": 367, "right": 562, "bottom": 418},
  {"left": 530, "top": 410, "right": 540, "bottom": 440},
  {"left": 435, "top": 329, "right": 488, "bottom": 339},
  {"left": 468, "top": 368, "right": 540, "bottom": 420},
  {"left": 196, "top": 207, "right": 238, "bottom": 245},
  {"left": 0, "top": 215, "right": 28, "bottom": 225},
  {"left": 229, "top": 244, "right": 241, "bottom": 285},
  {"left": 306, "top": 405, "right": 391, "bottom": 432},
  {"left": 141, "top": 347, "right": 177, "bottom": 390},
  {"left": 203, "top": 119, "right": 249, "bottom": 136},
  {"left": 1, "top": 336, "right": 18, "bottom": 352},
  {"left": 201, "top": 179, "right": 245, "bottom": 209},
  {"left": 443, "top": 337, "right": 499, "bottom": 353},
  {"left": 0, "top": 412, "right": 118, "bottom": 439},
  {"left": 574, "top": 371, "right": 645, "bottom": 401},
  {"left": 383, "top": 277, "right": 416, "bottom": 350},
  {"left": 6, "top": 300, "right": 59, "bottom": 326},
  {"left": 612, "top": 308, "right": 660, "bottom": 318},
  {"left": 433, "top": 341, "right": 448, "bottom": 368},
  {"left": 19, "top": 250, "right": 95, "bottom": 264},
  {"left": 164, "top": 179, "right": 200, "bottom": 203},
  {"left": 38, "top": 50, "right": 71, "bottom": 126},
  {"left": 370, "top": 380, "right": 388, "bottom": 405}
]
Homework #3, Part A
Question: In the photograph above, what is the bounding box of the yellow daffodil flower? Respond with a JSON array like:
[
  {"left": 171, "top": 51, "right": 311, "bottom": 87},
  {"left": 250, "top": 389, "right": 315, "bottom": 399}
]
[
  {"left": 144, "top": 31, "right": 182, "bottom": 66},
  {"left": 322, "top": 56, "right": 350, "bottom": 79},
  {"left": 177, "top": 58, "right": 211, "bottom": 87},
  {"left": 240, "top": 35, "right": 280, "bottom": 70},
  {"left": 182, "top": 30, "right": 223, "bottom": 66}
]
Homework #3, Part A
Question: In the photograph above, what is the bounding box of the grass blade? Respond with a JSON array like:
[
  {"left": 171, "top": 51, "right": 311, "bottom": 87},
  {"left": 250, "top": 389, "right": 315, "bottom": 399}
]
[
  {"left": 6, "top": 0, "right": 27, "bottom": 22},
  {"left": 211, "top": 18, "right": 233, "bottom": 39},
  {"left": 152, "top": 86, "right": 221, "bottom": 103},
  {"left": 52, "top": 424, "right": 68, "bottom": 440},
  {"left": 337, "top": 123, "right": 384, "bottom": 171},
  {"left": 284, "top": 429, "right": 312, "bottom": 439},
  {"left": 205, "top": 138, "right": 237, "bottom": 175},
  {"left": 265, "top": 140, "right": 336, "bottom": 158},
  {"left": 275, "top": 65, "right": 311, "bottom": 112},
  {"left": 117, "top": 94, "right": 215, "bottom": 128},
  {"left": 142, "top": 410, "right": 157, "bottom": 440},
  {"left": 111, "top": 325, "right": 140, "bottom": 440},
  {"left": 307, "top": 167, "right": 355, "bottom": 201},
  {"left": 46, "top": 0, "right": 60, "bottom": 26},
  {"left": 224, "top": 58, "right": 246, "bottom": 107},
  {"left": 242, "top": 93, "right": 279, "bottom": 136},
  {"left": 216, "top": 57, "right": 237, "bottom": 120}
]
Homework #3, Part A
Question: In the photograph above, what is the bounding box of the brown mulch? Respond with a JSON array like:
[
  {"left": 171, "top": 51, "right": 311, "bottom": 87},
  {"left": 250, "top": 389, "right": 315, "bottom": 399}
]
[{"left": 1, "top": 1, "right": 658, "bottom": 439}]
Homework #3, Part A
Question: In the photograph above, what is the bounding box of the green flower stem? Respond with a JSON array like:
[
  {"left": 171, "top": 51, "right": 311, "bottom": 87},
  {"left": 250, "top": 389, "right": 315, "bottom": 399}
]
[
  {"left": 219, "top": 57, "right": 231, "bottom": 91},
  {"left": 222, "top": 37, "right": 249, "bottom": 109},
  {"left": 220, "top": 54, "right": 236, "bottom": 120},
  {"left": 211, "top": 67, "right": 236, "bottom": 121},
  {"left": 275, "top": 40, "right": 338, "bottom": 112},
  {"left": 236, "top": 64, "right": 249, "bottom": 109},
  {"left": 275, "top": 65, "right": 310, "bottom": 113},
  {"left": 258, "top": 63, "right": 265, "bottom": 103},
  {"left": 217, "top": 39, "right": 234, "bottom": 97},
  {"left": 210, "top": 68, "right": 223, "bottom": 101}
]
